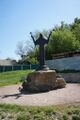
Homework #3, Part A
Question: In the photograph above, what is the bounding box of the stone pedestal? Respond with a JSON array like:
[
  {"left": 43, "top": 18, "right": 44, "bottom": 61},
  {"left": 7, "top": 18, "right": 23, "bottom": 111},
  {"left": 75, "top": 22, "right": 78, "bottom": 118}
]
[{"left": 22, "top": 70, "right": 66, "bottom": 92}]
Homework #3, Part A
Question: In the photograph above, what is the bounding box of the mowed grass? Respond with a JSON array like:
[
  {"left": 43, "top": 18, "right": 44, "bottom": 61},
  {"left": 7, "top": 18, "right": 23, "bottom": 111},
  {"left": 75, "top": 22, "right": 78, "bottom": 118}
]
[
  {"left": 0, "top": 103, "right": 80, "bottom": 120},
  {"left": 0, "top": 70, "right": 33, "bottom": 87}
]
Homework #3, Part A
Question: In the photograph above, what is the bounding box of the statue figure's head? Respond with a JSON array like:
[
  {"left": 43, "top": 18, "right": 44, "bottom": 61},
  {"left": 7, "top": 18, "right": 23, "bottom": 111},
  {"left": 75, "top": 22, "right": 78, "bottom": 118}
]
[{"left": 39, "top": 33, "right": 43, "bottom": 38}]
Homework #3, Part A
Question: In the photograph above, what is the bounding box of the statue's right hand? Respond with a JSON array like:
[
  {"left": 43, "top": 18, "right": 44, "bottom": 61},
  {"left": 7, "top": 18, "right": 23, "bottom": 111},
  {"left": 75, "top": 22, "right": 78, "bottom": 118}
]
[{"left": 30, "top": 32, "right": 32, "bottom": 35}]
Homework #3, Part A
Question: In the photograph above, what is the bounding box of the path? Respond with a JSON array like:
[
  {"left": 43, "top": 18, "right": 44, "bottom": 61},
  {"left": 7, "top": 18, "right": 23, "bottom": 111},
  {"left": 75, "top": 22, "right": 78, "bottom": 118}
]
[{"left": 0, "top": 84, "right": 80, "bottom": 106}]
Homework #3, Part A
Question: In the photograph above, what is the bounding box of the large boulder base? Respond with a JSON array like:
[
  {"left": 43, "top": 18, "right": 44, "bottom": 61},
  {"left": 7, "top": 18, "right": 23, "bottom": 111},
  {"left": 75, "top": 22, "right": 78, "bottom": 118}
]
[{"left": 22, "top": 70, "right": 66, "bottom": 92}]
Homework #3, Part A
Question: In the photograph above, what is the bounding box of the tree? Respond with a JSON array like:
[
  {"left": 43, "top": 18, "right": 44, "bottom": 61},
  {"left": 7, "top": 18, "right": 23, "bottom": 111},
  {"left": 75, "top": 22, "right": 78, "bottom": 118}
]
[
  {"left": 16, "top": 41, "right": 26, "bottom": 60},
  {"left": 45, "top": 23, "right": 80, "bottom": 59},
  {"left": 16, "top": 18, "right": 80, "bottom": 63},
  {"left": 24, "top": 49, "right": 38, "bottom": 64},
  {"left": 70, "top": 17, "right": 80, "bottom": 42}
]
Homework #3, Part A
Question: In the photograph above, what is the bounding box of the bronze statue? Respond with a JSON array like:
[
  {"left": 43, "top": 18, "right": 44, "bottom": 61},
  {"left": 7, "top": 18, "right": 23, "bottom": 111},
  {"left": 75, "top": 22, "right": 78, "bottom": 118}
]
[
  {"left": 22, "top": 30, "right": 66, "bottom": 92},
  {"left": 30, "top": 31, "right": 52, "bottom": 70}
]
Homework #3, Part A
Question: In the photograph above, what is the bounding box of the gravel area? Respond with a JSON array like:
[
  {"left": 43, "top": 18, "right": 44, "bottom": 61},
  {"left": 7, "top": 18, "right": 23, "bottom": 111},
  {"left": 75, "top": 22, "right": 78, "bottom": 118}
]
[{"left": 0, "top": 84, "right": 80, "bottom": 106}]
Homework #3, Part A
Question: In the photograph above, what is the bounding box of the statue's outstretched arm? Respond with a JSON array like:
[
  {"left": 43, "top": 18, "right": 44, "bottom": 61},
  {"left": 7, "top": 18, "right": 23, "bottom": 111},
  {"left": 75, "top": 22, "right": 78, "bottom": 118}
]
[
  {"left": 47, "top": 31, "right": 52, "bottom": 42},
  {"left": 30, "top": 32, "right": 36, "bottom": 45}
]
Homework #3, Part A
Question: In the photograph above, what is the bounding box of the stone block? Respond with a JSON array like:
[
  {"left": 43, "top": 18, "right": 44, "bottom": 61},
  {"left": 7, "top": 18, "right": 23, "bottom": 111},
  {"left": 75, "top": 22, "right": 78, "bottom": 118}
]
[
  {"left": 22, "top": 70, "right": 66, "bottom": 92},
  {"left": 57, "top": 78, "right": 66, "bottom": 88}
]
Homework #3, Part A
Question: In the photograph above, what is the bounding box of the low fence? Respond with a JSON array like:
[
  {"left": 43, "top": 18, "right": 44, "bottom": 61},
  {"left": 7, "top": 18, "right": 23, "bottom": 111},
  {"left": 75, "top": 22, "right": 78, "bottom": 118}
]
[
  {"left": 1, "top": 56, "right": 80, "bottom": 72},
  {"left": 0, "top": 64, "right": 38, "bottom": 72}
]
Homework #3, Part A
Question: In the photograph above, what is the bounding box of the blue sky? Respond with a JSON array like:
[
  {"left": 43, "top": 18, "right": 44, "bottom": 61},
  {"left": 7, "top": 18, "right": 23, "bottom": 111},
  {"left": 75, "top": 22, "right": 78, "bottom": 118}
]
[{"left": 0, "top": 0, "right": 80, "bottom": 60}]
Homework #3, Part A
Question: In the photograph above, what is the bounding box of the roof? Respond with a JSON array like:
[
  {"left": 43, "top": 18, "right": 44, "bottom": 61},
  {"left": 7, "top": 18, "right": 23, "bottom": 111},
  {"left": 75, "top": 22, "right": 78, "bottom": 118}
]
[
  {"left": 52, "top": 50, "right": 80, "bottom": 59},
  {"left": 0, "top": 59, "right": 17, "bottom": 66}
]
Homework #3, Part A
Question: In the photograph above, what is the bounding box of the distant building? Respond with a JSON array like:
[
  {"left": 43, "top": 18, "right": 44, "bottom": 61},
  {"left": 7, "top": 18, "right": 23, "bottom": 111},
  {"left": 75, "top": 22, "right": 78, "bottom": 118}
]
[{"left": 0, "top": 59, "right": 17, "bottom": 66}]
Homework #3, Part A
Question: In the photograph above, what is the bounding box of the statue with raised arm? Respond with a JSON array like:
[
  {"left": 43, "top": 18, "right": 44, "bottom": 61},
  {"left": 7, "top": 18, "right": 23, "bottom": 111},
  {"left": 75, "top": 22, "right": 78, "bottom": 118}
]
[
  {"left": 22, "top": 30, "right": 66, "bottom": 92},
  {"left": 30, "top": 31, "right": 52, "bottom": 70}
]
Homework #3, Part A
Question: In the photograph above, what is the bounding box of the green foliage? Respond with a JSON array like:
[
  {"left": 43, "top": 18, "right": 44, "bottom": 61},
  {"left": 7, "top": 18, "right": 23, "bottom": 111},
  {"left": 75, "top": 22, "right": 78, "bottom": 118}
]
[
  {"left": 18, "top": 47, "right": 39, "bottom": 64},
  {"left": 72, "top": 115, "right": 80, "bottom": 120},
  {"left": 45, "top": 24, "right": 80, "bottom": 59},
  {"left": 71, "top": 18, "right": 80, "bottom": 42},
  {"left": 63, "top": 113, "right": 68, "bottom": 120},
  {"left": 17, "top": 17, "right": 80, "bottom": 62},
  {"left": 17, "top": 113, "right": 32, "bottom": 120},
  {"left": 0, "top": 103, "right": 80, "bottom": 120},
  {"left": 26, "top": 48, "right": 39, "bottom": 64}
]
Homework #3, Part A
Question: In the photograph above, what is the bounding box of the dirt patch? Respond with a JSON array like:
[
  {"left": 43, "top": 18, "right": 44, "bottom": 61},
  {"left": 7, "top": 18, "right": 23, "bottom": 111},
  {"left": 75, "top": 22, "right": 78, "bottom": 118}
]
[{"left": 0, "top": 84, "right": 80, "bottom": 106}]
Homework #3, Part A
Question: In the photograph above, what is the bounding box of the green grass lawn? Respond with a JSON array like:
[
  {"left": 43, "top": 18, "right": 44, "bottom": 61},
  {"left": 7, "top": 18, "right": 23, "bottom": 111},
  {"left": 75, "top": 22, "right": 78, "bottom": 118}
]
[
  {"left": 0, "top": 103, "right": 80, "bottom": 120},
  {"left": 0, "top": 70, "right": 80, "bottom": 120},
  {"left": 0, "top": 70, "right": 33, "bottom": 87}
]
